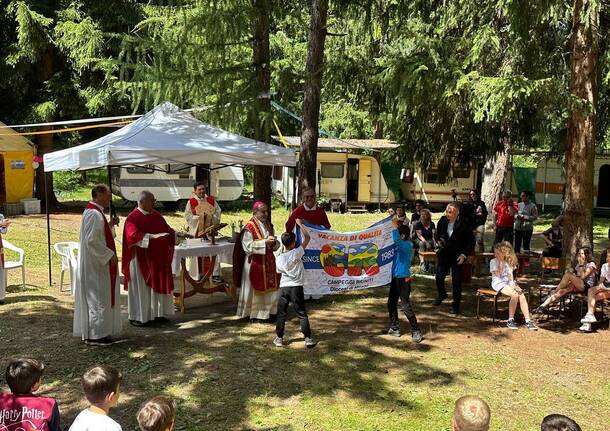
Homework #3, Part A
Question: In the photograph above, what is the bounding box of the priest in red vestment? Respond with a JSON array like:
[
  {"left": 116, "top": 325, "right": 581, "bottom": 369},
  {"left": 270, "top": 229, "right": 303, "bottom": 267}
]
[
  {"left": 184, "top": 181, "right": 222, "bottom": 278},
  {"left": 234, "top": 201, "right": 280, "bottom": 320},
  {"left": 285, "top": 187, "right": 331, "bottom": 232},
  {"left": 122, "top": 190, "right": 180, "bottom": 326}
]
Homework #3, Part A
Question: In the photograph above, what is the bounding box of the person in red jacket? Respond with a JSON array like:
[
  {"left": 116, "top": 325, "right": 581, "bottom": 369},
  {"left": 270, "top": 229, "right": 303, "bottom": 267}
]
[
  {"left": 285, "top": 188, "right": 331, "bottom": 232},
  {"left": 493, "top": 189, "right": 517, "bottom": 246}
]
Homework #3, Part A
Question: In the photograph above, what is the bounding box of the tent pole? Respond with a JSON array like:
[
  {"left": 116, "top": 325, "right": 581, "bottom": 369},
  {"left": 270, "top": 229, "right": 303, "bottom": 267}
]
[
  {"left": 45, "top": 171, "right": 52, "bottom": 286},
  {"left": 107, "top": 166, "right": 117, "bottom": 219}
]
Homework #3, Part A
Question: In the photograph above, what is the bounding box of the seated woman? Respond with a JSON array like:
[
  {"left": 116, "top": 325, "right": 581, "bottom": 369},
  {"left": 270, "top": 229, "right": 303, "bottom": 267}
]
[
  {"left": 534, "top": 247, "right": 597, "bottom": 314},
  {"left": 490, "top": 241, "right": 538, "bottom": 330},
  {"left": 394, "top": 205, "right": 410, "bottom": 227},
  {"left": 579, "top": 248, "right": 610, "bottom": 328},
  {"left": 542, "top": 216, "right": 564, "bottom": 258},
  {"left": 413, "top": 209, "right": 436, "bottom": 271}
]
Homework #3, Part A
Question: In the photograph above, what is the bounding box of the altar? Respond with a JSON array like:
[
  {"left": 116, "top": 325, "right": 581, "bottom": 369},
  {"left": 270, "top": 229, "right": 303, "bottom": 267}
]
[{"left": 172, "top": 238, "right": 235, "bottom": 312}]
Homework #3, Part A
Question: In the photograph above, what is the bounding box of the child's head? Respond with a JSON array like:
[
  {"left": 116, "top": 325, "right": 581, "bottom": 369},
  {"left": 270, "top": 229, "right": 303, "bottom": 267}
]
[
  {"left": 577, "top": 247, "right": 593, "bottom": 264},
  {"left": 493, "top": 241, "right": 518, "bottom": 269},
  {"left": 397, "top": 225, "right": 410, "bottom": 240},
  {"left": 5, "top": 358, "right": 45, "bottom": 394},
  {"left": 82, "top": 365, "right": 122, "bottom": 408},
  {"left": 281, "top": 232, "right": 296, "bottom": 250},
  {"left": 540, "top": 414, "right": 581, "bottom": 431},
  {"left": 395, "top": 206, "right": 405, "bottom": 218},
  {"left": 452, "top": 395, "right": 490, "bottom": 431},
  {"left": 137, "top": 396, "right": 176, "bottom": 431}
]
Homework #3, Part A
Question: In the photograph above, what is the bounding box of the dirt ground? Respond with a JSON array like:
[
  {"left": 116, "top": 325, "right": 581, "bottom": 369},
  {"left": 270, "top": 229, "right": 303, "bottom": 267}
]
[{"left": 0, "top": 213, "right": 609, "bottom": 430}]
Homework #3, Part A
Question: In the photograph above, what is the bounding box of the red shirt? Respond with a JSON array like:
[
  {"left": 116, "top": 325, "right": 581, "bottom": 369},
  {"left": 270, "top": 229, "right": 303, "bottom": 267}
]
[
  {"left": 0, "top": 393, "right": 60, "bottom": 431},
  {"left": 285, "top": 204, "right": 331, "bottom": 232},
  {"left": 494, "top": 200, "right": 517, "bottom": 228}
]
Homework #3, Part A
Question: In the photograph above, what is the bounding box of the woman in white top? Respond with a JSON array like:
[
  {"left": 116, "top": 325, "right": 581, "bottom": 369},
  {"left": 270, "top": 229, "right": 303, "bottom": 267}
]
[
  {"left": 534, "top": 247, "right": 597, "bottom": 315},
  {"left": 490, "top": 241, "right": 537, "bottom": 330},
  {"left": 580, "top": 248, "right": 610, "bottom": 326}
]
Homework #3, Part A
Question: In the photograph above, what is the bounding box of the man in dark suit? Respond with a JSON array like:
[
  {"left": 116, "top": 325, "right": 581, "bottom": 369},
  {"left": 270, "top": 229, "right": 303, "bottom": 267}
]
[{"left": 434, "top": 202, "right": 475, "bottom": 314}]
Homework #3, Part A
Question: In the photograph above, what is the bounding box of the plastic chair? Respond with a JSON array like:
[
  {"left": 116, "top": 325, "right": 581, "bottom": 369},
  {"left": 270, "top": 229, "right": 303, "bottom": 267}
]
[
  {"left": 53, "top": 241, "right": 79, "bottom": 294},
  {"left": 2, "top": 240, "right": 25, "bottom": 289}
]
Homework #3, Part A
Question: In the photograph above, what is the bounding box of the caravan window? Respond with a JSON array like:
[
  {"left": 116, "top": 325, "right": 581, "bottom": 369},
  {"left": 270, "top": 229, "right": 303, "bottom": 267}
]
[
  {"left": 321, "top": 163, "right": 344, "bottom": 179},
  {"left": 126, "top": 165, "right": 154, "bottom": 174},
  {"left": 453, "top": 165, "right": 471, "bottom": 178},
  {"left": 272, "top": 166, "right": 283, "bottom": 181},
  {"left": 168, "top": 164, "right": 192, "bottom": 174},
  {"left": 424, "top": 170, "right": 441, "bottom": 184}
]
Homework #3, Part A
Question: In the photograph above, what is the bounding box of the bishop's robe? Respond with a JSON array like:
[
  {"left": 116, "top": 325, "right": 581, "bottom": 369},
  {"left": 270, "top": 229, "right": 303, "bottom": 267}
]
[
  {"left": 233, "top": 217, "right": 279, "bottom": 319},
  {"left": 122, "top": 207, "right": 176, "bottom": 323},
  {"left": 184, "top": 195, "right": 222, "bottom": 278},
  {"left": 73, "top": 202, "right": 121, "bottom": 340}
]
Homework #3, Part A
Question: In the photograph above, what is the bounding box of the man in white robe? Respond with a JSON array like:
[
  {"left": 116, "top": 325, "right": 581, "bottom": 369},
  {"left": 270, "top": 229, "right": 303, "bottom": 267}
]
[
  {"left": 234, "top": 202, "right": 280, "bottom": 320},
  {"left": 123, "top": 191, "right": 182, "bottom": 326},
  {"left": 73, "top": 184, "right": 121, "bottom": 344},
  {"left": 184, "top": 182, "right": 222, "bottom": 278},
  {"left": 0, "top": 214, "right": 10, "bottom": 305}
]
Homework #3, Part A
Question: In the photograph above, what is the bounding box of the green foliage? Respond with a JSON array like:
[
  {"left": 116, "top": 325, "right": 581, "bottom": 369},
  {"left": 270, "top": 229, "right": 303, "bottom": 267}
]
[{"left": 53, "top": 170, "right": 82, "bottom": 194}]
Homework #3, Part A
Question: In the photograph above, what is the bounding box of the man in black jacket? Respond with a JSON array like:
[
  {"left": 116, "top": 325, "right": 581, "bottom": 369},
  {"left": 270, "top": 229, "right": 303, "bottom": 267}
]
[{"left": 434, "top": 202, "right": 475, "bottom": 314}]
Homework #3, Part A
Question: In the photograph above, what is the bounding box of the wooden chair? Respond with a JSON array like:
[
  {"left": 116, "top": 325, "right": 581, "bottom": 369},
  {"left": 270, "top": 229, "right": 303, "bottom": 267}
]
[{"left": 537, "top": 257, "right": 565, "bottom": 306}]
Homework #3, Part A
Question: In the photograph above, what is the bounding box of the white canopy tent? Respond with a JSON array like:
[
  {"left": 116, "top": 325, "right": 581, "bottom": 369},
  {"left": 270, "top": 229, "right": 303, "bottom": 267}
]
[
  {"left": 43, "top": 101, "right": 295, "bottom": 171},
  {"left": 41, "top": 101, "right": 295, "bottom": 285}
]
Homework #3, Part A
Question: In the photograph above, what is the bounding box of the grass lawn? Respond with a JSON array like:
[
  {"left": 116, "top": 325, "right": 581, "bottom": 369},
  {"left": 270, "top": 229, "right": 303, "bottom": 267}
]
[{"left": 0, "top": 202, "right": 609, "bottom": 431}]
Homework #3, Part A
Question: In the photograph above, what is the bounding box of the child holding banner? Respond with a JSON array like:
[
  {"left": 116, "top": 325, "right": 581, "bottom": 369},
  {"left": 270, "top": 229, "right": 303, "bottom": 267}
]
[
  {"left": 273, "top": 219, "right": 317, "bottom": 348},
  {"left": 388, "top": 222, "right": 423, "bottom": 343}
]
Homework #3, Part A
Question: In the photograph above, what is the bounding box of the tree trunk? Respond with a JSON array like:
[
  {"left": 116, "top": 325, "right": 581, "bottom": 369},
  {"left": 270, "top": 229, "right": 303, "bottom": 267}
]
[
  {"left": 299, "top": 0, "right": 328, "bottom": 200},
  {"left": 252, "top": 0, "right": 273, "bottom": 215},
  {"left": 563, "top": 0, "right": 599, "bottom": 262},
  {"left": 480, "top": 126, "right": 511, "bottom": 225},
  {"left": 35, "top": 47, "right": 59, "bottom": 208}
]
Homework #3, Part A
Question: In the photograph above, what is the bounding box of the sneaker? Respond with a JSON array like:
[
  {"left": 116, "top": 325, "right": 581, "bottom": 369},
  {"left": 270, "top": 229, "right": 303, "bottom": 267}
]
[
  {"left": 387, "top": 328, "right": 401, "bottom": 337},
  {"left": 304, "top": 337, "right": 318, "bottom": 348},
  {"left": 506, "top": 319, "right": 518, "bottom": 330},
  {"left": 578, "top": 323, "right": 592, "bottom": 332},
  {"left": 581, "top": 313, "right": 597, "bottom": 323},
  {"left": 526, "top": 321, "right": 538, "bottom": 331},
  {"left": 532, "top": 306, "right": 547, "bottom": 315},
  {"left": 411, "top": 330, "right": 423, "bottom": 344},
  {"left": 273, "top": 336, "right": 284, "bottom": 347},
  {"left": 432, "top": 293, "right": 448, "bottom": 306}
]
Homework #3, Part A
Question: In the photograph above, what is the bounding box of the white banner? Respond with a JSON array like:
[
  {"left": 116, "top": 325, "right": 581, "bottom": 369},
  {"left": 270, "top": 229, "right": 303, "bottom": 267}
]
[{"left": 298, "top": 218, "right": 396, "bottom": 296}]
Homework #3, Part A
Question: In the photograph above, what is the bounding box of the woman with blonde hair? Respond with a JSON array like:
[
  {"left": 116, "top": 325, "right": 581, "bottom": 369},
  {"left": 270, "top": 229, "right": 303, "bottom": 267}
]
[
  {"left": 534, "top": 247, "right": 597, "bottom": 315},
  {"left": 490, "top": 241, "right": 538, "bottom": 330}
]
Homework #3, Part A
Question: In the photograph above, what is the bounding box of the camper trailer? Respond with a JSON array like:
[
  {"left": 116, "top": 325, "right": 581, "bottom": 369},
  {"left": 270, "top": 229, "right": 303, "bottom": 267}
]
[
  {"left": 271, "top": 137, "right": 397, "bottom": 210},
  {"left": 401, "top": 153, "right": 610, "bottom": 210},
  {"left": 111, "top": 163, "right": 243, "bottom": 207},
  {"left": 400, "top": 164, "right": 479, "bottom": 208}
]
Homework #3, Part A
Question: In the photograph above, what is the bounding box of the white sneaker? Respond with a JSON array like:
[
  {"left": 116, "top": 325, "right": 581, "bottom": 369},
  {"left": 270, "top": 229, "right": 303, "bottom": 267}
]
[
  {"left": 580, "top": 313, "right": 597, "bottom": 323},
  {"left": 273, "top": 336, "right": 284, "bottom": 347},
  {"left": 578, "top": 323, "right": 592, "bottom": 332},
  {"left": 304, "top": 337, "right": 318, "bottom": 348}
]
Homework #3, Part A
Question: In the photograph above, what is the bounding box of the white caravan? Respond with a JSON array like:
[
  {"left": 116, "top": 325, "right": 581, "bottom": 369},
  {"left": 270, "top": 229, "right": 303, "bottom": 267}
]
[{"left": 111, "top": 163, "right": 243, "bottom": 206}]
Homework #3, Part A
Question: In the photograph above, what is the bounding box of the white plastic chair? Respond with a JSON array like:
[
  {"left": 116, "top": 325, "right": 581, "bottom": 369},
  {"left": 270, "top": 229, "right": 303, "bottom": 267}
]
[
  {"left": 2, "top": 240, "right": 25, "bottom": 290},
  {"left": 53, "top": 241, "right": 79, "bottom": 294}
]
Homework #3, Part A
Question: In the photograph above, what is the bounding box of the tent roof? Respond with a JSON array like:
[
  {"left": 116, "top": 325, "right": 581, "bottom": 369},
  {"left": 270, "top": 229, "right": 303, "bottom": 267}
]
[
  {"left": 273, "top": 136, "right": 397, "bottom": 150},
  {"left": 0, "top": 122, "right": 36, "bottom": 152},
  {"left": 44, "top": 102, "right": 295, "bottom": 172}
]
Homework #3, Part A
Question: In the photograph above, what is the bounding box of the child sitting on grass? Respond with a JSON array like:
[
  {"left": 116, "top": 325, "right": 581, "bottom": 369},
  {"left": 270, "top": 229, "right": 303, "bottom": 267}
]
[
  {"left": 387, "top": 222, "right": 423, "bottom": 343},
  {"left": 273, "top": 218, "right": 316, "bottom": 348},
  {"left": 137, "top": 395, "right": 176, "bottom": 431},
  {"left": 490, "top": 241, "right": 538, "bottom": 331},
  {"left": 0, "top": 358, "right": 61, "bottom": 431},
  {"left": 69, "top": 365, "right": 123, "bottom": 431}
]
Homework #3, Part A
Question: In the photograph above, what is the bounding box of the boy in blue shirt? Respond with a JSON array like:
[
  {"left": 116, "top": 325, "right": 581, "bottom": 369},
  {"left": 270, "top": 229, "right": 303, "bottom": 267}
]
[{"left": 387, "top": 223, "right": 423, "bottom": 343}]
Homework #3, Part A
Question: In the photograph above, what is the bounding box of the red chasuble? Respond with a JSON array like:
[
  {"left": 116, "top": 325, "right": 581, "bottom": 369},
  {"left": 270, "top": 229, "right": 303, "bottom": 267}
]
[
  {"left": 85, "top": 203, "right": 118, "bottom": 306},
  {"left": 189, "top": 195, "right": 216, "bottom": 214},
  {"left": 122, "top": 208, "right": 175, "bottom": 294},
  {"left": 232, "top": 218, "right": 279, "bottom": 293},
  {"left": 285, "top": 204, "right": 331, "bottom": 232}
]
